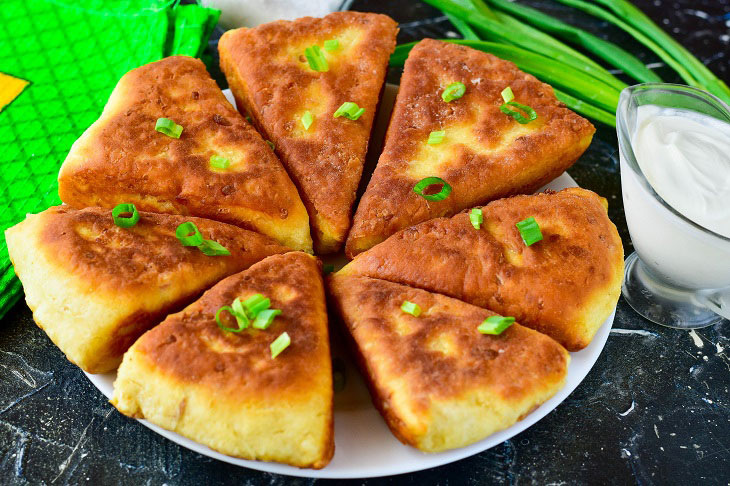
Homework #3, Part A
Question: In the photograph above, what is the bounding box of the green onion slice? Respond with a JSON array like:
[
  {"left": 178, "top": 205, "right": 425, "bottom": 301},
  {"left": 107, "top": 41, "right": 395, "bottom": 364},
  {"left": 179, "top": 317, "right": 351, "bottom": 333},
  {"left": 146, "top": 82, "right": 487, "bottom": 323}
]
[
  {"left": 304, "top": 45, "right": 329, "bottom": 72},
  {"left": 333, "top": 102, "right": 365, "bottom": 121},
  {"left": 175, "top": 222, "right": 203, "bottom": 247},
  {"left": 155, "top": 118, "right": 183, "bottom": 138},
  {"left": 401, "top": 300, "right": 422, "bottom": 317},
  {"left": 442, "top": 82, "right": 466, "bottom": 102},
  {"left": 478, "top": 315, "right": 515, "bottom": 335},
  {"left": 501, "top": 86, "right": 515, "bottom": 103},
  {"left": 301, "top": 110, "right": 314, "bottom": 130},
  {"left": 242, "top": 294, "right": 270, "bottom": 318},
  {"left": 324, "top": 39, "right": 340, "bottom": 51},
  {"left": 199, "top": 239, "right": 231, "bottom": 256},
  {"left": 266, "top": 140, "right": 275, "bottom": 151},
  {"left": 216, "top": 305, "right": 249, "bottom": 332},
  {"left": 270, "top": 332, "right": 291, "bottom": 358},
  {"left": 112, "top": 203, "right": 140, "bottom": 228},
  {"left": 470, "top": 208, "right": 483, "bottom": 230},
  {"left": 253, "top": 309, "right": 282, "bottom": 330},
  {"left": 427, "top": 130, "right": 446, "bottom": 145},
  {"left": 413, "top": 177, "right": 452, "bottom": 201},
  {"left": 516, "top": 217, "right": 543, "bottom": 246},
  {"left": 322, "top": 263, "right": 335, "bottom": 275},
  {"left": 500, "top": 101, "right": 537, "bottom": 124},
  {"left": 210, "top": 155, "right": 230, "bottom": 169}
]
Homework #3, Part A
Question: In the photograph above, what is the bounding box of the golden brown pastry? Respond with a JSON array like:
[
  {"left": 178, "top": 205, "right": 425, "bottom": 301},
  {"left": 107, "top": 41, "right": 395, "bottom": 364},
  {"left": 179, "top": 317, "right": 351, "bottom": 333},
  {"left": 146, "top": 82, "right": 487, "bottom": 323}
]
[
  {"left": 328, "top": 274, "right": 569, "bottom": 452},
  {"left": 5, "top": 206, "right": 287, "bottom": 373},
  {"left": 338, "top": 188, "right": 623, "bottom": 351},
  {"left": 112, "top": 252, "right": 333, "bottom": 469},
  {"left": 58, "top": 56, "right": 312, "bottom": 252},
  {"left": 219, "top": 12, "right": 398, "bottom": 253},
  {"left": 346, "top": 39, "right": 596, "bottom": 257}
]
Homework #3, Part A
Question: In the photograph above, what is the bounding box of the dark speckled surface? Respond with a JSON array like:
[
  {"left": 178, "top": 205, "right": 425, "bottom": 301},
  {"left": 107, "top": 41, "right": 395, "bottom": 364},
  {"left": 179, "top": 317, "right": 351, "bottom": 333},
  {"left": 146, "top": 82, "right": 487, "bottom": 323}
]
[{"left": 2, "top": 1, "right": 729, "bottom": 484}]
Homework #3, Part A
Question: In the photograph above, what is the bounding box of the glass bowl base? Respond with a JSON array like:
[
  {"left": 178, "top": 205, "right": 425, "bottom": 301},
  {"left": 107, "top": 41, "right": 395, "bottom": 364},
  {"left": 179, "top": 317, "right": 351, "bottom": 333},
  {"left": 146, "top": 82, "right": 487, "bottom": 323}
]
[{"left": 622, "top": 252, "right": 727, "bottom": 329}]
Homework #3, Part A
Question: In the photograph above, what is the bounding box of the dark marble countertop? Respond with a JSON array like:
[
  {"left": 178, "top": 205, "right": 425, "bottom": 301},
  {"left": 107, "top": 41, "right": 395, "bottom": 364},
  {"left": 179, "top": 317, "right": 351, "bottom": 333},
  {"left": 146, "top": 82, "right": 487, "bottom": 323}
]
[{"left": 2, "top": 1, "right": 729, "bottom": 484}]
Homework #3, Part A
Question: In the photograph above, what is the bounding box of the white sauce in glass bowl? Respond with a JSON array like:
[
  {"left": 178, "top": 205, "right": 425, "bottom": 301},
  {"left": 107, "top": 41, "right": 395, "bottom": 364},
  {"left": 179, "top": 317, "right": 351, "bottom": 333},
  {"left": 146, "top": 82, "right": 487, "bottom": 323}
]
[{"left": 633, "top": 104, "right": 730, "bottom": 238}]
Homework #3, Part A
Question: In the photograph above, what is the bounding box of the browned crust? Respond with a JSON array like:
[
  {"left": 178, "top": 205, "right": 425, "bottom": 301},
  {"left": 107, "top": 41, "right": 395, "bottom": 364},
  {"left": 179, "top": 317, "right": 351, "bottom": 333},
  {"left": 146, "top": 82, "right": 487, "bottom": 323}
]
[
  {"left": 339, "top": 188, "right": 624, "bottom": 351},
  {"left": 345, "top": 39, "right": 596, "bottom": 258},
  {"left": 135, "top": 252, "right": 333, "bottom": 466},
  {"left": 38, "top": 206, "right": 287, "bottom": 293},
  {"left": 219, "top": 12, "right": 398, "bottom": 253},
  {"left": 327, "top": 274, "right": 569, "bottom": 447},
  {"left": 57, "top": 56, "right": 309, "bottom": 250}
]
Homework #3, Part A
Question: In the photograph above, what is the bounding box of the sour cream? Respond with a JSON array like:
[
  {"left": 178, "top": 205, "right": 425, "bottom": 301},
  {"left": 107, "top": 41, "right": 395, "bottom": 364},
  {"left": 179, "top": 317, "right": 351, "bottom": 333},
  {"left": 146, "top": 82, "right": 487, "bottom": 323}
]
[{"left": 633, "top": 105, "right": 730, "bottom": 238}]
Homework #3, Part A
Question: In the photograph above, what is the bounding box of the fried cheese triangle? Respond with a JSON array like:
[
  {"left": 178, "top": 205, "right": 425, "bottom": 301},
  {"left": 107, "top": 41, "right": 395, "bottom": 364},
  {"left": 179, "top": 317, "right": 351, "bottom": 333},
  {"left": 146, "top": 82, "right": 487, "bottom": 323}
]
[
  {"left": 346, "top": 39, "right": 596, "bottom": 257},
  {"left": 338, "top": 188, "right": 624, "bottom": 351},
  {"left": 328, "top": 274, "right": 569, "bottom": 452},
  {"left": 112, "top": 252, "right": 333, "bottom": 469},
  {"left": 5, "top": 206, "right": 288, "bottom": 373},
  {"left": 58, "top": 56, "right": 312, "bottom": 252},
  {"left": 219, "top": 12, "right": 398, "bottom": 253}
]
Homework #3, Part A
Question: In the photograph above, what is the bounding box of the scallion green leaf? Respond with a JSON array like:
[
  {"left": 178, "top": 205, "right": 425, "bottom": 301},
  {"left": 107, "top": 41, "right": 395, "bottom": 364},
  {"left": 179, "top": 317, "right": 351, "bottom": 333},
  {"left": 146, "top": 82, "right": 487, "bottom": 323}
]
[
  {"left": 442, "top": 82, "right": 466, "bottom": 102},
  {"left": 155, "top": 118, "right": 183, "bottom": 138},
  {"left": 242, "top": 294, "right": 270, "bottom": 318},
  {"left": 333, "top": 102, "right": 365, "bottom": 121},
  {"left": 266, "top": 140, "right": 275, "bottom": 151},
  {"left": 323, "top": 263, "right": 335, "bottom": 275},
  {"left": 324, "top": 39, "right": 340, "bottom": 51},
  {"left": 470, "top": 208, "right": 483, "bottom": 229},
  {"left": 501, "top": 86, "right": 514, "bottom": 103},
  {"left": 413, "top": 177, "right": 452, "bottom": 201},
  {"left": 304, "top": 45, "right": 329, "bottom": 72},
  {"left": 401, "top": 300, "right": 422, "bottom": 317},
  {"left": 253, "top": 309, "right": 281, "bottom": 330},
  {"left": 210, "top": 155, "right": 230, "bottom": 169},
  {"left": 478, "top": 315, "right": 515, "bottom": 334},
  {"left": 112, "top": 203, "right": 140, "bottom": 228},
  {"left": 427, "top": 130, "right": 446, "bottom": 145},
  {"left": 301, "top": 110, "right": 314, "bottom": 130},
  {"left": 175, "top": 222, "right": 204, "bottom": 247},
  {"left": 515, "top": 217, "right": 543, "bottom": 246},
  {"left": 270, "top": 331, "right": 291, "bottom": 358},
  {"left": 500, "top": 101, "right": 537, "bottom": 124},
  {"left": 216, "top": 304, "right": 249, "bottom": 332},
  {"left": 198, "top": 239, "right": 231, "bottom": 256}
]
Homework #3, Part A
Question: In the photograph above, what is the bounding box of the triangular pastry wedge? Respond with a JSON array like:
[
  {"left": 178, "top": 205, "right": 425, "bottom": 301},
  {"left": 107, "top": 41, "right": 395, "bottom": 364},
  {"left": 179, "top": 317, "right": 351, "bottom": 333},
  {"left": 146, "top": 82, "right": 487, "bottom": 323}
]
[
  {"left": 328, "top": 274, "right": 569, "bottom": 452},
  {"left": 345, "top": 39, "right": 595, "bottom": 257},
  {"left": 112, "top": 252, "right": 333, "bottom": 469},
  {"left": 5, "top": 206, "right": 287, "bottom": 373},
  {"left": 219, "top": 12, "right": 398, "bottom": 253},
  {"left": 58, "top": 56, "right": 312, "bottom": 252},
  {"left": 338, "top": 188, "right": 623, "bottom": 351}
]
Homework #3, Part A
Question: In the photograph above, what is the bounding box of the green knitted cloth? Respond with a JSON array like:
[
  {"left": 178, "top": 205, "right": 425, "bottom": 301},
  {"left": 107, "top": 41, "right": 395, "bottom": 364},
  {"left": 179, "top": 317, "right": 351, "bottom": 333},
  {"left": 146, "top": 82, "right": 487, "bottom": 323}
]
[{"left": 0, "top": 0, "right": 220, "bottom": 319}]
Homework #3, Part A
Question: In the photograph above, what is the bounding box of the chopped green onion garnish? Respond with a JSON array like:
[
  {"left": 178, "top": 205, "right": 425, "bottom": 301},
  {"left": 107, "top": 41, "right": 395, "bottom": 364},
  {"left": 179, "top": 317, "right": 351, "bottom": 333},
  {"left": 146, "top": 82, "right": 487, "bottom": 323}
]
[
  {"left": 333, "top": 102, "right": 365, "bottom": 121},
  {"left": 501, "top": 86, "right": 515, "bottom": 103},
  {"left": 253, "top": 309, "right": 282, "bottom": 330},
  {"left": 266, "top": 140, "right": 275, "bottom": 151},
  {"left": 413, "top": 177, "right": 452, "bottom": 201},
  {"left": 324, "top": 39, "right": 340, "bottom": 51},
  {"left": 242, "top": 294, "right": 270, "bottom": 318},
  {"left": 304, "top": 45, "right": 329, "bottom": 72},
  {"left": 210, "top": 155, "right": 230, "bottom": 169},
  {"left": 478, "top": 315, "right": 515, "bottom": 335},
  {"left": 515, "top": 217, "right": 543, "bottom": 246},
  {"left": 470, "top": 208, "right": 483, "bottom": 230},
  {"left": 301, "top": 110, "right": 314, "bottom": 130},
  {"left": 155, "top": 118, "right": 183, "bottom": 138},
  {"left": 500, "top": 101, "right": 537, "bottom": 124},
  {"left": 198, "top": 239, "right": 231, "bottom": 256},
  {"left": 323, "top": 263, "right": 335, "bottom": 275},
  {"left": 442, "top": 82, "right": 466, "bottom": 102},
  {"left": 245, "top": 114, "right": 252, "bottom": 123},
  {"left": 175, "top": 222, "right": 203, "bottom": 247},
  {"left": 232, "top": 297, "right": 246, "bottom": 320},
  {"left": 270, "top": 332, "right": 291, "bottom": 358},
  {"left": 401, "top": 300, "right": 421, "bottom": 317},
  {"left": 427, "top": 130, "right": 445, "bottom": 145},
  {"left": 216, "top": 304, "right": 249, "bottom": 332},
  {"left": 112, "top": 203, "right": 140, "bottom": 228}
]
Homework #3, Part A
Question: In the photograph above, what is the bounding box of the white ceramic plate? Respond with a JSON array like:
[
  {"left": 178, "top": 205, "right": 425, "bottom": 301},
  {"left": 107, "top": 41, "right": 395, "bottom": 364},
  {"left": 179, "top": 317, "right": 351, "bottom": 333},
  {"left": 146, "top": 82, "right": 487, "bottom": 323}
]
[{"left": 85, "top": 86, "right": 614, "bottom": 479}]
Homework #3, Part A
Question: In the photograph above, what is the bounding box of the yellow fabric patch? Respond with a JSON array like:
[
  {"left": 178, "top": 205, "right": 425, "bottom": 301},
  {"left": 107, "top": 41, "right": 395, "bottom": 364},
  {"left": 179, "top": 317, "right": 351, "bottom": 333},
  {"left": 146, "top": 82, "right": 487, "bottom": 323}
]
[{"left": 0, "top": 72, "right": 29, "bottom": 113}]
